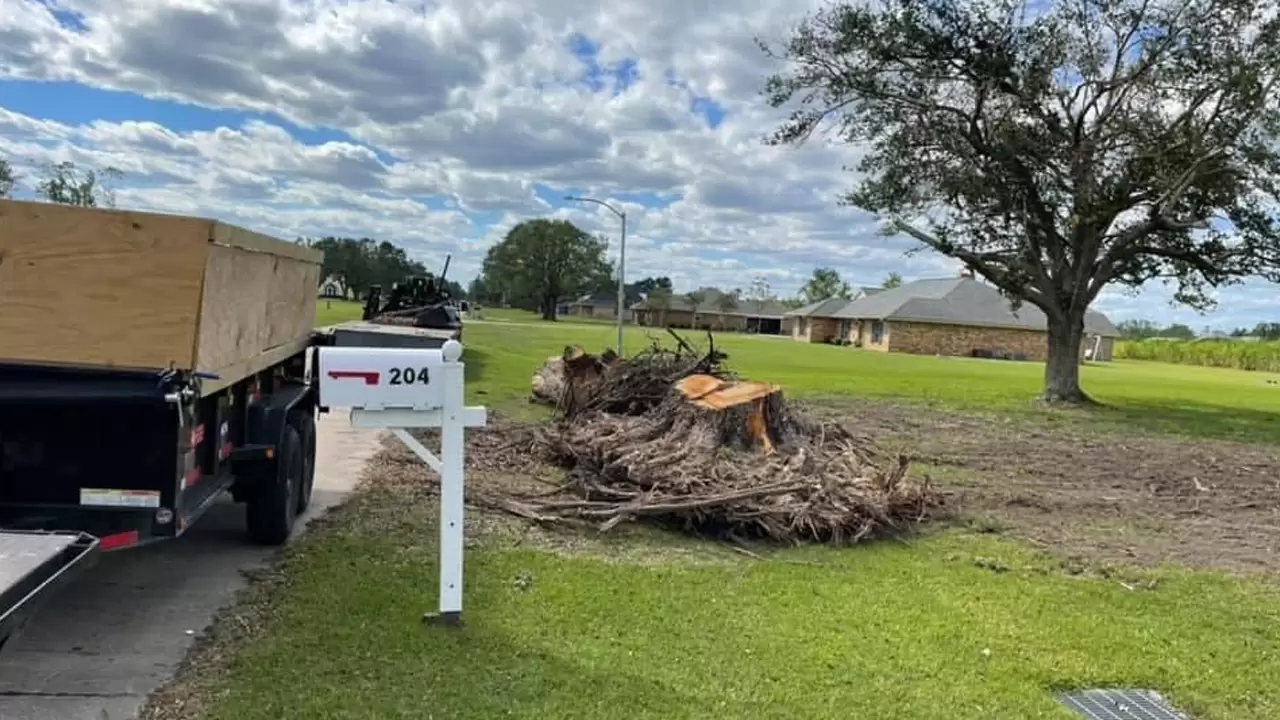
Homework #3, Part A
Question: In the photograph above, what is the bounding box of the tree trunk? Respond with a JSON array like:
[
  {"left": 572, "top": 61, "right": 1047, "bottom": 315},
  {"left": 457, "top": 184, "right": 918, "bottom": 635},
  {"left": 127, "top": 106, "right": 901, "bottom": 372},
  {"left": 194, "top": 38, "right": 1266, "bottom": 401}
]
[
  {"left": 541, "top": 295, "right": 557, "bottom": 321},
  {"left": 1042, "top": 311, "right": 1092, "bottom": 405}
]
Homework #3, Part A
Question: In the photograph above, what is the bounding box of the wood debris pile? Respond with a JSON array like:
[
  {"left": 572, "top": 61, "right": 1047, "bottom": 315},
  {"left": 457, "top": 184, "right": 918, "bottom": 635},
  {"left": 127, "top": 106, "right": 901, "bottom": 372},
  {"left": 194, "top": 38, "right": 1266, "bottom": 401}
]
[{"left": 498, "top": 331, "right": 943, "bottom": 544}]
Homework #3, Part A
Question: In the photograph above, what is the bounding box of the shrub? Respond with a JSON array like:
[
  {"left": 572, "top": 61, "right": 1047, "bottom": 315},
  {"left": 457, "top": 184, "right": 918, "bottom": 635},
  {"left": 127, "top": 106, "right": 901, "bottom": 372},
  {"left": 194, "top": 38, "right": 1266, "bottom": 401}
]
[{"left": 1116, "top": 339, "right": 1280, "bottom": 372}]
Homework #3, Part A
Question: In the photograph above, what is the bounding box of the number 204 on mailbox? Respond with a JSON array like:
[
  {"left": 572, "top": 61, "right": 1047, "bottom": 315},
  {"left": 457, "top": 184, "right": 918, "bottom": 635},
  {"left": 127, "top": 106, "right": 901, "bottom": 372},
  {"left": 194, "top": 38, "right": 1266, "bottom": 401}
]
[{"left": 318, "top": 346, "right": 447, "bottom": 411}]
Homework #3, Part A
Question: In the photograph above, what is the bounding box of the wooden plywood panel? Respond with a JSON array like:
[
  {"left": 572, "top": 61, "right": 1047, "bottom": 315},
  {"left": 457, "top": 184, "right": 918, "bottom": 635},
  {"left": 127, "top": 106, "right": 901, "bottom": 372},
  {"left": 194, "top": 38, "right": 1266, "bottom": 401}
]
[
  {"left": 194, "top": 222, "right": 322, "bottom": 376},
  {"left": 265, "top": 256, "right": 320, "bottom": 349},
  {"left": 194, "top": 244, "right": 272, "bottom": 373},
  {"left": 0, "top": 199, "right": 212, "bottom": 370}
]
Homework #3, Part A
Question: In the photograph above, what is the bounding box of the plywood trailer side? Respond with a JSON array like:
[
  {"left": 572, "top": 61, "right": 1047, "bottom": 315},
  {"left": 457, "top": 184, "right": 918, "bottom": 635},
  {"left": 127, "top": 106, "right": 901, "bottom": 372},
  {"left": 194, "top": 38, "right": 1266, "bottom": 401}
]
[
  {"left": 195, "top": 225, "right": 322, "bottom": 381},
  {"left": 0, "top": 199, "right": 213, "bottom": 371},
  {"left": 0, "top": 200, "right": 324, "bottom": 383}
]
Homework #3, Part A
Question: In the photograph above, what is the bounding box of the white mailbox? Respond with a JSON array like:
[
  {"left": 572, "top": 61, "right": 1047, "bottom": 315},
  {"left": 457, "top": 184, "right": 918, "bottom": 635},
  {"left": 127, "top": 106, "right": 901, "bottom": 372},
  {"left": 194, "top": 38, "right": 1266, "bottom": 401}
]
[
  {"left": 318, "top": 345, "right": 447, "bottom": 411},
  {"left": 316, "top": 338, "right": 486, "bottom": 627}
]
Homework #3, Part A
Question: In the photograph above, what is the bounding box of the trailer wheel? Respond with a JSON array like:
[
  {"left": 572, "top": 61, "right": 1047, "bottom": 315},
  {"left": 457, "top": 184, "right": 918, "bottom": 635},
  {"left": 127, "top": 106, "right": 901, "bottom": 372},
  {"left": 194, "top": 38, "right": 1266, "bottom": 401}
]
[
  {"left": 291, "top": 410, "right": 317, "bottom": 514},
  {"left": 246, "top": 424, "right": 302, "bottom": 546}
]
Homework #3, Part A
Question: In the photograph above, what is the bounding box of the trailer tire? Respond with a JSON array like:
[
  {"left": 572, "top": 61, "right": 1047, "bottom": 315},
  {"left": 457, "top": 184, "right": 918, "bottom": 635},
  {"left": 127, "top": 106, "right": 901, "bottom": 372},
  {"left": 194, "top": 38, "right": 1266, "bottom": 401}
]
[
  {"left": 291, "top": 410, "right": 317, "bottom": 514},
  {"left": 246, "top": 424, "right": 302, "bottom": 546}
]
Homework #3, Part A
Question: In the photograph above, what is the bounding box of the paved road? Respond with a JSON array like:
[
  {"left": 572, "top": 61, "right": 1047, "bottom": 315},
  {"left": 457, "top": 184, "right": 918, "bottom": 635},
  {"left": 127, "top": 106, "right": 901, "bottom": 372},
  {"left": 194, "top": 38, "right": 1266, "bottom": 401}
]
[{"left": 0, "top": 411, "right": 382, "bottom": 720}]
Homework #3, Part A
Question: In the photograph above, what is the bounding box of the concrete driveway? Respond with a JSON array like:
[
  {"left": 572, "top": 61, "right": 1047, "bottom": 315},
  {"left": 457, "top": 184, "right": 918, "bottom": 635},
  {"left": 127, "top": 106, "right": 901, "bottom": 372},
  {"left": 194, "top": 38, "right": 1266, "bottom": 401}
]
[{"left": 0, "top": 410, "right": 381, "bottom": 720}]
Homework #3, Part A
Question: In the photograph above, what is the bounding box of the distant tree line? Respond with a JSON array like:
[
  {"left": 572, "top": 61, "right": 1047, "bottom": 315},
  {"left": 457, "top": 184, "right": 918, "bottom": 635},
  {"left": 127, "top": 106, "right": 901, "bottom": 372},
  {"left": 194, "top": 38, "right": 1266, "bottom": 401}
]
[
  {"left": 1229, "top": 323, "right": 1280, "bottom": 340},
  {"left": 300, "top": 236, "right": 464, "bottom": 301},
  {"left": 1115, "top": 320, "right": 1197, "bottom": 340},
  {"left": 1117, "top": 319, "right": 1280, "bottom": 342}
]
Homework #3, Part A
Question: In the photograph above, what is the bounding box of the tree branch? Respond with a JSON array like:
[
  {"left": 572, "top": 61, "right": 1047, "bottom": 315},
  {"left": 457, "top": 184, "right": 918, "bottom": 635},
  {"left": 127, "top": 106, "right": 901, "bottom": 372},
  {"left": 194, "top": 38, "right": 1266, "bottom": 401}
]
[{"left": 892, "top": 220, "right": 1051, "bottom": 310}]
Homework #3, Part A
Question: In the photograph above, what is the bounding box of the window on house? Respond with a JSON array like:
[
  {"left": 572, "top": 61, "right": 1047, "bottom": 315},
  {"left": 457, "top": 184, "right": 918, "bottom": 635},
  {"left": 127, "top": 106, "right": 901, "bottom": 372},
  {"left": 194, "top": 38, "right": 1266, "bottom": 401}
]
[{"left": 871, "top": 321, "right": 884, "bottom": 343}]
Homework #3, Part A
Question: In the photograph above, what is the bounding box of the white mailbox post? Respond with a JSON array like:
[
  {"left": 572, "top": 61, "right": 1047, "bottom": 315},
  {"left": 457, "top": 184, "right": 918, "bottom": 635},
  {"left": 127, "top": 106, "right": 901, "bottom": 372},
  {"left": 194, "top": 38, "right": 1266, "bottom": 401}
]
[{"left": 317, "top": 339, "right": 486, "bottom": 626}]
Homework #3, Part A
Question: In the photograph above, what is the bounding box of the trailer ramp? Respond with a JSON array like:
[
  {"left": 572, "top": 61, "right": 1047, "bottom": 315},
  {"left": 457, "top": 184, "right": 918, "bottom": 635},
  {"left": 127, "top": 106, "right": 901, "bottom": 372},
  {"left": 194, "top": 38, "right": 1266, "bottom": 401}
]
[{"left": 0, "top": 531, "right": 99, "bottom": 649}]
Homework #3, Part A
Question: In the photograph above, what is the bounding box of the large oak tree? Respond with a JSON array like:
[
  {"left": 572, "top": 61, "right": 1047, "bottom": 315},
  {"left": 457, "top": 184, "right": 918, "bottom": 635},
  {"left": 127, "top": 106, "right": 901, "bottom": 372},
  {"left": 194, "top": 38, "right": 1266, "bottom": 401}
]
[
  {"left": 761, "top": 0, "right": 1280, "bottom": 403},
  {"left": 480, "top": 219, "right": 611, "bottom": 320}
]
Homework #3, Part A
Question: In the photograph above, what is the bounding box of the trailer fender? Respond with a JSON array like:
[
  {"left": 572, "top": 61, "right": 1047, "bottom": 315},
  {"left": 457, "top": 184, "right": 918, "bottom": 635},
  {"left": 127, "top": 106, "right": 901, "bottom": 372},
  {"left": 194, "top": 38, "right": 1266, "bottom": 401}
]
[
  {"left": 248, "top": 384, "right": 314, "bottom": 445},
  {"left": 230, "top": 384, "right": 314, "bottom": 492}
]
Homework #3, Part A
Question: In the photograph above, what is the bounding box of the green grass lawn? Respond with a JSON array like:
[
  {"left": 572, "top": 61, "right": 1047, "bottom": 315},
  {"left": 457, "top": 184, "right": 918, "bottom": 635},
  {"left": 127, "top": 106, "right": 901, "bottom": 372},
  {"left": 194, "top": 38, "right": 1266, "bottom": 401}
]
[
  {"left": 322, "top": 299, "right": 1280, "bottom": 443},
  {"left": 188, "top": 301, "right": 1280, "bottom": 720},
  {"left": 178, "top": 497, "right": 1280, "bottom": 720},
  {"left": 455, "top": 319, "right": 1280, "bottom": 442},
  {"left": 314, "top": 298, "right": 364, "bottom": 327}
]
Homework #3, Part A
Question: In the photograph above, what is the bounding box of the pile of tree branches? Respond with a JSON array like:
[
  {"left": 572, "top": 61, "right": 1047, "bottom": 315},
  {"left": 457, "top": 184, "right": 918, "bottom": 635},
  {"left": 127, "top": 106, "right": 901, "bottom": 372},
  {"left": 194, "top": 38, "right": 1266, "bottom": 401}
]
[{"left": 502, "top": 331, "right": 943, "bottom": 544}]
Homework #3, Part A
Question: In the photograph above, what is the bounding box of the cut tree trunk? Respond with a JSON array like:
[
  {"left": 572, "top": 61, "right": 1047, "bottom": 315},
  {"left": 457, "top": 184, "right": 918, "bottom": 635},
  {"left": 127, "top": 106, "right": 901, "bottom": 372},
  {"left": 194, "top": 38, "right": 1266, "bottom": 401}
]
[
  {"left": 674, "top": 374, "right": 787, "bottom": 454},
  {"left": 1042, "top": 312, "right": 1092, "bottom": 405}
]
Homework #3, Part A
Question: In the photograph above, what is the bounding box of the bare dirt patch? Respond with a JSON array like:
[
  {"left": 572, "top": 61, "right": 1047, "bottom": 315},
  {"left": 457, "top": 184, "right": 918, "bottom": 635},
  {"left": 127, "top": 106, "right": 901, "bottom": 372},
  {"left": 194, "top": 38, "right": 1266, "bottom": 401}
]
[
  {"left": 813, "top": 398, "right": 1280, "bottom": 573},
  {"left": 372, "top": 404, "right": 1280, "bottom": 573}
]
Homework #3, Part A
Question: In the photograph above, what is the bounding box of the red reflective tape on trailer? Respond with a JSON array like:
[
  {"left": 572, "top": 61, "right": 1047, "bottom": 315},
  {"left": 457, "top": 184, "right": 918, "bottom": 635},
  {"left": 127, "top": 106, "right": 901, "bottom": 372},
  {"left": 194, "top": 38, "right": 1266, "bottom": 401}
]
[
  {"left": 191, "top": 424, "right": 206, "bottom": 446},
  {"left": 327, "top": 370, "right": 380, "bottom": 385},
  {"left": 185, "top": 467, "right": 202, "bottom": 487},
  {"left": 99, "top": 530, "right": 139, "bottom": 552}
]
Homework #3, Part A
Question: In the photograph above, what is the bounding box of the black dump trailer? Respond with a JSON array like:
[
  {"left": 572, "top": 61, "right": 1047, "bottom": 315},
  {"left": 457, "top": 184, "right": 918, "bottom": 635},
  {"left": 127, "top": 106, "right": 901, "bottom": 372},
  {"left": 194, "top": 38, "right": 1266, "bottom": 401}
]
[
  {"left": 0, "top": 337, "right": 330, "bottom": 650},
  {"left": 0, "top": 198, "right": 467, "bottom": 652}
]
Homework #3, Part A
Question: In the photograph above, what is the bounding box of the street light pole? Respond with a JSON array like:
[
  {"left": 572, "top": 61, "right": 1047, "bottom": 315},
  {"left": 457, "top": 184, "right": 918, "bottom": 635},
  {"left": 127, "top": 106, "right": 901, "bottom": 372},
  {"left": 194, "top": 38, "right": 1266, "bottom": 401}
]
[{"left": 566, "top": 195, "right": 627, "bottom": 356}]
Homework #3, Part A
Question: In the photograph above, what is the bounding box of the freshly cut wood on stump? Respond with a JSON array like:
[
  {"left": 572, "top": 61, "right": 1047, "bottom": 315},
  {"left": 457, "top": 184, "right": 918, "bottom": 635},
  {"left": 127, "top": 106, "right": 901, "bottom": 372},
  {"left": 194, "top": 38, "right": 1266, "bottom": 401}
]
[
  {"left": 501, "top": 332, "right": 943, "bottom": 545},
  {"left": 674, "top": 374, "right": 782, "bottom": 454}
]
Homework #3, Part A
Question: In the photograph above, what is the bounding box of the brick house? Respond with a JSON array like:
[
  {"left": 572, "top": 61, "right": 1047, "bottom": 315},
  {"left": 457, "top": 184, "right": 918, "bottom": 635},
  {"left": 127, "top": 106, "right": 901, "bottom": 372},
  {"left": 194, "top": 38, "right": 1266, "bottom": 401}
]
[
  {"left": 787, "top": 276, "right": 1120, "bottom": 361},
  {"left": 785, "top": 287, "right": 884, "bottom": 343},
  {"left": 560, "top": 291, "right": 626, "bottom": 320},
  {"left": 631, "top": 288, "right": 790, "bottom": 334}
]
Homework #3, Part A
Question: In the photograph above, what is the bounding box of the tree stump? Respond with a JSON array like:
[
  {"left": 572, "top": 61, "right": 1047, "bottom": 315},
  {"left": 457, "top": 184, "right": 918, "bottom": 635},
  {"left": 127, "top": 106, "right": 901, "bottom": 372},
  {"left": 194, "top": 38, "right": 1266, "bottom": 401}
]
[{"left": 673, "top": 374, "right": 794, "bottom": 455}]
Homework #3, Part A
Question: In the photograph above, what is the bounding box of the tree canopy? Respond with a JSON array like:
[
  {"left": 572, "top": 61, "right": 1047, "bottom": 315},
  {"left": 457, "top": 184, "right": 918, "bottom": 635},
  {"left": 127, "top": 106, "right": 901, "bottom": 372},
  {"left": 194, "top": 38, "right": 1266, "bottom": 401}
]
[
  {"left": 1115, "top": 318, "right": 1195, "bottom": 339},
  {"left": 802, "top": 266, "right": 853, "bottom": 303},
  {"left": 480, "top": 218, "right": 611, "bottom": 320},
  {"left": 882, "top": 272, "right": 903, "bottom": 289},
  {"left": 0, "top": 157, "right": 14, "bottom": 198},
  {"left": 627, "top": 276, "right": 674, "bottom": 305},
  {"left": 37, "top": 161, "right": 121, "bottom": 207},
  {"left": 303, "top": 236, "right": 460, "bottom": 301},
  {"left": 762, "top": 0, "right": 1280, "bottom": 403}
]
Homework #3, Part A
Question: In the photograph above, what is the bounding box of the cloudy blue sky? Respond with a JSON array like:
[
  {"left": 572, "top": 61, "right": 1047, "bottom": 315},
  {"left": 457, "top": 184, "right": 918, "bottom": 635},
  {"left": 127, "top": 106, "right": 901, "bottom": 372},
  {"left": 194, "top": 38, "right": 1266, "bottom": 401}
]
[{"left": 2, "top": 0, "right": 1275, "bottom": 330}]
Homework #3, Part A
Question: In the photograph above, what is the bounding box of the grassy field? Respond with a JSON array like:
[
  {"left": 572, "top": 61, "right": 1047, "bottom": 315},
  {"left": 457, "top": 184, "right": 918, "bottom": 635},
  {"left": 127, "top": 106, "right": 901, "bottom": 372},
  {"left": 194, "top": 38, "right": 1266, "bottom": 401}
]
[
  {"left": 149, "top": 299, "right": 1280, "bottom": 719},
  {"left": 451, "top": 312, "right": 1280, "bottom": 442},
  {"left": 184, "top": 519, "right": 1280, "bottom": 720},
  {"left": 316, "top": 299, "right": 1280, "bottom": 440}
]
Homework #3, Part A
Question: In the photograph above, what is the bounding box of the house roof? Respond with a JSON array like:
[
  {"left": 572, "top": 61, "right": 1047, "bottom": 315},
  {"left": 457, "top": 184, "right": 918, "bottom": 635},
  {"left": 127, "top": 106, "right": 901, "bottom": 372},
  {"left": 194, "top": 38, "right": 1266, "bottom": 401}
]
[
  {"left": 830, "top": 277, "right": 1121, "bottom": 336},
  {"left": 568, "top": 291, "right": 615, "bottom": 307},
  {"left": 783, "top": 287, "right": 884, "bottom": 317},
  {"left": 630, "top": 288, "right": 790, "bottom": 318},
  {"left": 785, "top": 297, "right": 851, "bottom": 318}
]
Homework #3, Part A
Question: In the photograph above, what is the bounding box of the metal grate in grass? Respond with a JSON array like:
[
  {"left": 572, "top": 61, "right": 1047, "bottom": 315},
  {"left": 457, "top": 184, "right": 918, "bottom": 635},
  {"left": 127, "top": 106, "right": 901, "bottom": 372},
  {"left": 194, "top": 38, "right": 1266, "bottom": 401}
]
[{"left": 1057, "top": 689, "right": 1190, "bottom": 720}]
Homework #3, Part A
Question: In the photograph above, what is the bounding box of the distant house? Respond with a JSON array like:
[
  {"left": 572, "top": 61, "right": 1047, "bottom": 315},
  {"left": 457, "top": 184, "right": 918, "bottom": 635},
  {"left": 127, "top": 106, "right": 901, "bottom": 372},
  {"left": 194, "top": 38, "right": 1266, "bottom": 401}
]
[
  {"left": 785, "top": 276, "right": 1120, "bottom": 361},
  {"left": 784, "top": 287, "right": 884, "bottom": 343},
  {"left": 319, "top": 274, "right": 351, "bottom": 299},
  {"left": 631, "top": 288, "right": 791, "bottom": 334},
  {"left": 561, "top": 291, "right": 624, "bottom": 320}
]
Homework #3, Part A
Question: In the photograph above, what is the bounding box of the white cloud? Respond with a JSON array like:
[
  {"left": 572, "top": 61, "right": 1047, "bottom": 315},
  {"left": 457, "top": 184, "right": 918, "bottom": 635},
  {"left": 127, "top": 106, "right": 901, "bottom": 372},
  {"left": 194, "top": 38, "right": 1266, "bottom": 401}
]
[{"left": 0, "top": 0, "right": 1275, "bottom": 330}]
